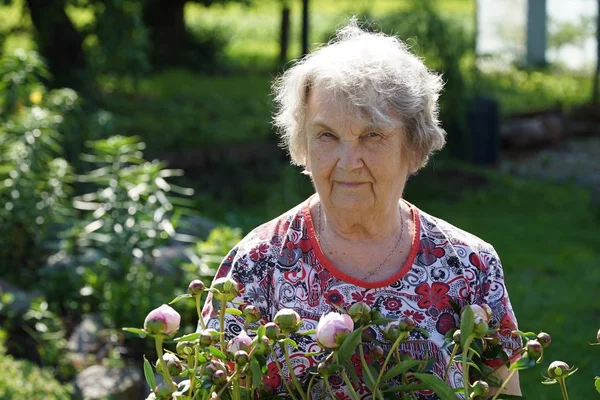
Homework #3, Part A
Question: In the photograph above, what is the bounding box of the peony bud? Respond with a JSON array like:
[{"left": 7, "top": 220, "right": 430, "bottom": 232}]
[
  {"left": 227, "top": 330, "right": 252, "bottom": 356},
  {"left": 210, "top": 277, "right": 240, "bottom": 303},
  {"left": 526, "top": 339, "right": 543, "bottom": 359},
  {"left": 597, "top": 328, "right": 600, "bottom": 343},
  {"left": 472, "top": 315, "right": 489, "bottom": 339},
  {"left": 536, "top": 332, "right": 551, "bottom": 348},
  {"left": 199, "top": 330, "right": 215, "bottom": 347},
  {"left": 398, "top": 316, "right": 416, "bottom": 331},
  {"left": 452, "top": 329, "right": 462, "bottom": 344},
  {"left": 253, "top": 335, "right": 271, "bottom": 356},
  {"left": 243, "top": 305, "right": 262, "bottom": 324},
  {"left": 213, "top": 370, "right": 227, "bottom": 385},
  {"left": 176, "top": 341, "right": 195, "bottom": 357},
  {"left": 316, "top": 312, "right": 354, "bottom": 349},
  {"left": 273, "top": 309, "right": 302, "bottom": 334},
  {"left": 234, "top": 350, "right": 249, "bottom": 366},
  {"left": 547, "top": 361, "right": 571, "bottom": 379},
  {"left": 155, "top": 382, "right": 175, "bottom": 400},
  {"left": 264, "top": 322, "right": 281, "bottom": 340},
  {"left": 369, "top": 345, "right": 384, "bottom": 360},
  {"left": 156, "top": 353, "right": 184, "bottom": 377},
  {"left": 348, "top": 303, "right": 371, "bottom": 323},
  {"left": 463, "top": 304, "right": 491, "bottom": 324},
  {"left": 471, "top": 380, "right": 489, "bottom": 397},
  {"left": 144, "top": 304, "right": 181, "bottom": 337},
  {"left": 203, "top": 360, "right": 227, "bottom": 379},
  {"left": 383, "top": 321, "right": 411, "bottom": 342},
  {"left": 188, "top": 279, "right": 206, "bottom": 296}
]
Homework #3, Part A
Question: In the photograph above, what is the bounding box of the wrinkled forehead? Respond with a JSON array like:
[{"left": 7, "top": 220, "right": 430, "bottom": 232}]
[{"left": 305, "top": 83, "right": 403, "bottom": 131}]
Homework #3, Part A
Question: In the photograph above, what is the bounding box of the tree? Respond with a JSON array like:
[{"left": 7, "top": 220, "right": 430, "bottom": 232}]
[
  {"left": 24, "top": 0, "right": 88, "bottom": 89},
  {"left": 301, "top": 0, "right": 309, "bottom": 56},
  {"left": 279, "top": 0, "right": 291, "bottom": 64},
  {"left": 593, "top": 0, "right": 600, "bottom": 103}
]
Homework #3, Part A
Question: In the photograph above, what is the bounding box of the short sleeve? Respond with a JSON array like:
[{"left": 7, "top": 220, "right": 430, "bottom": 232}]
[
  {"left": 475, "top": 247, "right": 522, "bottom": 366},
  {"left": 200, "top": 245, "right": 273, "bottom": 339}
]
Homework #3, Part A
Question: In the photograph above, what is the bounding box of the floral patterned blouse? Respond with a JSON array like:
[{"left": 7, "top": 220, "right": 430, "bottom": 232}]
[{"left": 202, "top": 197, "right": 521, "bottom": 399}]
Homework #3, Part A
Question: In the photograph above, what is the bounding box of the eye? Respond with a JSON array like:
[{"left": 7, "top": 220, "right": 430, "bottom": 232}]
[
  {"left": 365, "top": 131, "right": 381, "bottom": 138},
  {"left": 320, "top": 131, "right": 336, "bottom": 139}
]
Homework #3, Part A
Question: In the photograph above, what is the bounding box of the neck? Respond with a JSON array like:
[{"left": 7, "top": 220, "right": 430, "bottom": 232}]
[{"left": 318, "top": 198, "right": 404, "bottom": 243}]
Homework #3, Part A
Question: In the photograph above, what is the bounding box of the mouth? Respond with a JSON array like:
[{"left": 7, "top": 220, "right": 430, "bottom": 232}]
[{"left": 335, "top": 181, "right": 368, "bottom": 188}]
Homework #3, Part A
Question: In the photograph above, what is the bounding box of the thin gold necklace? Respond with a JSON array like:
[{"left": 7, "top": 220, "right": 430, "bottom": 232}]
[{"left": 317, "top": 201, "right": 404, "bottom": 281}]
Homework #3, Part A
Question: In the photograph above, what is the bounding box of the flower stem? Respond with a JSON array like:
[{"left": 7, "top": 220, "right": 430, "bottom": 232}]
[
  {"left": 372, "top": 332, "right": 408, "bottom": 398},
  {"left": 324, "top": 378, "right": 337, "bottom": 399},
  {"left": 271, "top": 348, "right": 298, "bottom": 400},
  {"left": 187, "top": 353, "right": 196, "bottom": 398},
  {"left": 444, "top": 343, "right": 459, "bottom": 382},
  {"left": 155, "top": 336, "right": 175, "bottom": 389},
  {"left": 462, "top": 335, "right": 474, "bottom": 399},
  {"left": 233, "top": 365, "right": 241, "bottom": 400},
  {"left": 359, "top": 345, "right": 384, "bottom": 400},
  {"left": 218, "top": 301, "right": 227, "bottom": 350},
  {"left": 306, "top": 374, "right": 316, "bottom": 400},
  {"left": 490, "top": 369, "right": 517, "bottom": 400},
  {"left": 340, "top": 368, "right": 360, "bottom": 400},
  {"left": 196, "top": 295, "right": 206, "bottom": 331},
  {"left": 282, "top": 342, "right": 307, "bottom": 400},
  {"left": 558, "top": 378, "right": 570, "bottom": 400}
]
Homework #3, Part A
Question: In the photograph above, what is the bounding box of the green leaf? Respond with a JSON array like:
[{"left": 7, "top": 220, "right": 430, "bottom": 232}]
[
  {"left": 143, "top": 355, "right": 156, "bottom": 389},
  {"left": 174, "top": 332, "right": 201, "bottom": 342},
  {"left": 411, "top": 373, "right": 457, "bottom": 400},
  {"left": 250, "top": 358, "right": 263, "bottom": 390},
  {"left": 460, "top": 305, "right": 474, "bottom": 350},
  {"left": 278, "top": 338, "right": 298, "bottom": 349},
  {"left": 207, "top": 346, "right": 227, "bottom": 360},
  {"left": 594, "top": 377, "right": 600, "bottom": 393},
  {"left": 255, "top": 324, "right": 266, "bottom": 339},
  {"left": 226, "top": 308, "right": 243, "bottom": 316},
  {"left": 298, "top": 329, "right": 316, "bottom": 336},
  {"left": 382, "top": 383, "right": 429, "bottom": 393},
  {"left": 170, "top": 294, "right": 193, "bottom": 304},
  {"left": 381, "top": 360, "right": 423, "bottom": 382},
  {"left": 338, "top": 328, "right": 363, "bottom": 365},
  {"left": 122, "top": 327, "right": 147, "bottom": 337},
  {"left": 509, "top": 355, "right": 536, "bottom": 371}
]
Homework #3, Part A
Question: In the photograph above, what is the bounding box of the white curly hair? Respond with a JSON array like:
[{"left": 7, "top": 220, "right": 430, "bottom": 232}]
[{"left": 272, "top": 18, "right": 446, "bottom": 171}]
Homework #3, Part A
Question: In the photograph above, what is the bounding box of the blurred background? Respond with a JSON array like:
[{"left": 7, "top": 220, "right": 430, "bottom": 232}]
[{"left": 0, "top": 0, "right": 599, "bottom": 398}]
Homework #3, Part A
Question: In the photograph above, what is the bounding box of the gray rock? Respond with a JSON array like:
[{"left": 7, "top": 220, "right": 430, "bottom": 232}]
[
  {"left": 74, "top": 364, "right": 142, "bottom": 400},
  {"left": 0, "top": 279, "right": 42, "bottom": 315},
  {"left": 68, "top": 313, "right": 104, "bottom": 354}
]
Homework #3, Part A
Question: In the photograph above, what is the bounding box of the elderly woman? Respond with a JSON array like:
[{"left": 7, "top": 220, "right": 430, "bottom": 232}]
[{"left": 202, "top": 20, "right": 521, "bottom": 399}]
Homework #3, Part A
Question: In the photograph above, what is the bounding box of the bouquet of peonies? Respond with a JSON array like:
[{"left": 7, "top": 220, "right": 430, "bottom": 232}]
[{"left": 124, "top": 278, "right": 586, "bottom": 400}]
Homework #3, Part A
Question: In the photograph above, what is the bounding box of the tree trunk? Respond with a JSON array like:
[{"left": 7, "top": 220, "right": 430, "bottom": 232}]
[
  {"left": 592, "top": 0, "right": 600, "bottom": 103},
  {"left": 279, "top": 4, "right": 291, "bottom": 64},
  {"left": 301, "top": 0, "right": 309, "bottom": 56},
  {"left": 25, "top": 0, "right": 88, "bottom": 89},
  {"left": 142, "top": 0, "right": 190, "bottom": 68}
]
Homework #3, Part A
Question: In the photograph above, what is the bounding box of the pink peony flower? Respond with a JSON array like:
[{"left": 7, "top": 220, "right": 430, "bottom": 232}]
[
  {"left": 464, "top": 304, "right": 491, "bottom": 324},
  {"left": 227, "top": 330, "right": 253, "bottom": 356},
  {"left": 144, "top": 304, "right": 181, "bottom": 336},
  {"left": 316, "top": 312, "right": 354, "bottom": 349}
]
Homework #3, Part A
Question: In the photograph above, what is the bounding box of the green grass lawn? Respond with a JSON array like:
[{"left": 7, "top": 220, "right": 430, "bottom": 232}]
[{"left": 405, "top": 163, "right": 600, "bottom": 399}]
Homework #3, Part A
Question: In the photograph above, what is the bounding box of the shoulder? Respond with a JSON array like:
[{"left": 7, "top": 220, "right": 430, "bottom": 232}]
[{"left": 229, "top": 200, "right": 308, "bottom": 261}]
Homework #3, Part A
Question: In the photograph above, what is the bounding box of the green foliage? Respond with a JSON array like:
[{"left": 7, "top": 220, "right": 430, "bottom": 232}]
[
  {"left": 84, "top": 0, "right": 151, "bottom": 80},
  {"left": 0, "top": 48, "right": 49, "bottom": 115},
  {"left": 0, "top": 340, "right": 73, "bottom": 400},
  {"left": 194, "top": 225, "right": 243, "bottom": 273},
  {"left": 0, "top": 52, "right": 73, "bottom": 285}
]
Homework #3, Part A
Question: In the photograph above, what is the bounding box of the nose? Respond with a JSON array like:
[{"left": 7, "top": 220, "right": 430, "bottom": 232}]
[{"left": 336, "top": 140, "right": 364, "bottom": 171}]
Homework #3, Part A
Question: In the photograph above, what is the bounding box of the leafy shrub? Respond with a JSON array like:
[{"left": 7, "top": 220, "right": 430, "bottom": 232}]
[
  {"left": 0, "top": 51, "right": 74, "bottom": 285},
  {"left": 0, "top": 339, "right": 73, "bottom": 400}
]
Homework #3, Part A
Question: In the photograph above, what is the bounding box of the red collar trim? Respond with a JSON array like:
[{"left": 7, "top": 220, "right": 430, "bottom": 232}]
[{"left": 302, "top": 195, "right": 420, "bottom": 289}]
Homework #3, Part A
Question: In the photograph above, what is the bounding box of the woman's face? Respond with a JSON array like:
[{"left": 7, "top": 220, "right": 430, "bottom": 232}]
[{"left": 304, "top": 89, "right": 413, "bottom": 214}]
